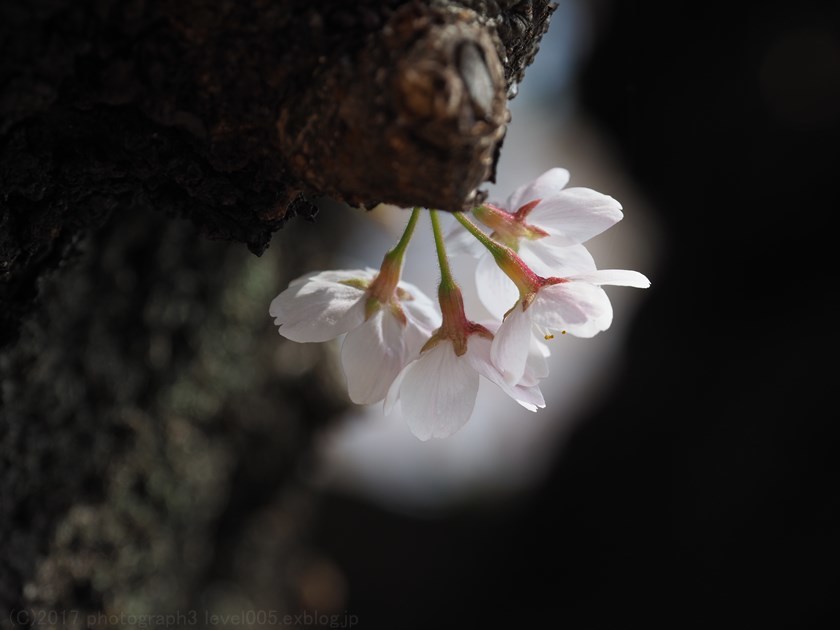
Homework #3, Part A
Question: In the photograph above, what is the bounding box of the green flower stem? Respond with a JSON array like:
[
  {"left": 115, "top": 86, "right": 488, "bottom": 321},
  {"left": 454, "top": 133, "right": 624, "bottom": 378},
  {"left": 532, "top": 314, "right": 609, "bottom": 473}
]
[
  {"left": 385, "top": 206, "right": 422, "bottom": 264},
  {"left": 368, "top": 207, "right": 421, "bottom": 306},
  {"left": 429, "top": 210, "right": 473, "bottom": 353},
  {"left": 454, "top": 211, "right": 541, "bottom": 297},
  {"left": 430, "top": 210, "right": 456, "bottom": 291},
  {"left": 453, "top": 211, "right": 509, "bottom": 261}
]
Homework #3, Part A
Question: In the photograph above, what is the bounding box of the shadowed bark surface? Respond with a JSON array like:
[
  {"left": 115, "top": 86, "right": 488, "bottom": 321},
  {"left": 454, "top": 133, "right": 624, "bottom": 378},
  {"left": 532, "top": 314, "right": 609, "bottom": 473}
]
[
  {"left": 0, "top": 0, "right": 555, "bottom": 624},
  {"left": 1, "top": 0, "right": 554, "bottom": 348}
]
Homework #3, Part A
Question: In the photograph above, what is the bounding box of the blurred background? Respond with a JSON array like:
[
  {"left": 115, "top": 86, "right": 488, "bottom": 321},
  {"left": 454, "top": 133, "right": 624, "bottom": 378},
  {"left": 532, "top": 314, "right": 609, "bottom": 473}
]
[{"left": 296, "top": 1, "right": 840, "bottom": 627}]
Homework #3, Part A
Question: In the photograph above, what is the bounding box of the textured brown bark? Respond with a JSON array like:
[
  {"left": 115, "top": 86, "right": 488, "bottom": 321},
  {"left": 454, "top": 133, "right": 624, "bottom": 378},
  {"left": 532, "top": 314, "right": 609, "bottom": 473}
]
[
  {"left": 0, "top": 0, "right": 555, "bottom": 624},
  {"left": 1, "top": 0, "right": 555, "bottom": 348}
]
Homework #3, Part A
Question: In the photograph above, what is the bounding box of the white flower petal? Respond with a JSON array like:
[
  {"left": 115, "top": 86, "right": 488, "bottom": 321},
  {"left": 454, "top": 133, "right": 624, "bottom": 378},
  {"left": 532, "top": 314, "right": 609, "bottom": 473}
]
[
  {"left": 568, "top": 269, "right": 651, "bottom": 288},
  {"left": 341, "top": 309, "right": 406, "bottom": 405},
  {"left": 505, "top": 168, "right": 571, "bottom": 212},
  {"left": 383, "top": 363, "right": 407, "bottom": 416},
  {"left": 478, "top": 317, "right": 547, "bottom": 386},
  {"left": 518, "top": 335, "right": 551, "bottom": 387},
  {"left": 269, "top": 271, "right": 367, "bottom": 342},
  {"left": 475, "top": 253, "right": 520, "bottom": 319},
  {"left": 491, "top": 304, "right": 533, "bottom": 385},
  {"left": 402, "top": 319, "right": 435, "bottom": 361},
  {"left": 529, "top": 282, "right": 613, "bottom": 338},
  {"left": 399, "top": 280, "right": 441, "bottom": 333},
  {"left": 391, "top": 343, "right": 480, "bottom": 441},
  {"left": 466, "top": 336, "right": 545, "bottom": 411},
  {"left": 527, "top": 188, "right": 624, "bottom": 246},
  {"left": 396, "top": 281, "right": 440, "bottom": 358},
  {"left": 509, "top": 382, "right": 545, "bottom": 412},
  {"left": 519, "top": 240, "right": 597, "bottom": 278},
  {"left": 286, "top": 268, "right": 375, "bottom": 289}
]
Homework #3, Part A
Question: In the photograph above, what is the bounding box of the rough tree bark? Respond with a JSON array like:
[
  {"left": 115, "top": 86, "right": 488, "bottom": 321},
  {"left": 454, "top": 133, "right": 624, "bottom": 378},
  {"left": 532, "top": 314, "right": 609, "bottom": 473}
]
[{"left": 0, "top": 0, "right": 554, "bottom": 625}]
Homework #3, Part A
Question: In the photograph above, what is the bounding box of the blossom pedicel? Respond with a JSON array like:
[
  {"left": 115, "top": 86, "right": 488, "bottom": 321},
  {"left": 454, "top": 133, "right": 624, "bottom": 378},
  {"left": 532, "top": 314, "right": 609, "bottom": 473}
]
[{"left": 269, "top": 169, "right": 649, "bottom": 439}]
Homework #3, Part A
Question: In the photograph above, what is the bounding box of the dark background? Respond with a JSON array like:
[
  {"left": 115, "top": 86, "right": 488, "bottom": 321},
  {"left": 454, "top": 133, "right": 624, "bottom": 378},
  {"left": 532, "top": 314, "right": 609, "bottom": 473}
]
[{"left": 312, "top": 2, "right": 840, "bottom": 627}]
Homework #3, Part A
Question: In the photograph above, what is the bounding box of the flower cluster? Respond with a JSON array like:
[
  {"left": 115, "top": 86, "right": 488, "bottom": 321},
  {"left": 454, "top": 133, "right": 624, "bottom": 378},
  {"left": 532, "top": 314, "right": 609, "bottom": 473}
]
[{"left": 269, "top": 169, "right": 649, "bottom": 440}]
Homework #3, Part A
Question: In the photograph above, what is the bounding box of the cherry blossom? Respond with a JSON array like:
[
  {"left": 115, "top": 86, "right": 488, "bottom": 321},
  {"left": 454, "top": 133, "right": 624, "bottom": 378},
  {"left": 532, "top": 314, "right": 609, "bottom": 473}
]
[
  {"left": 268, "top": 168, "right": 650, "bottom": 441},
  {"left": 385, "top": 331, "right": 545, "bottom": 440},
  {"left": 451, "top": 168, "right": 625, "bottom": 318},
  {"left": 385, "top": 211, "right": 545, "bottom": 440},
  {"left": 451, "top": 209, "right": 649, "bottom": 385},
  {"left": 491, "top": 268, "right": 650, "bottom": 385},
  {"left": 269, "top": 210, "right": 439, "bottom": 404}
]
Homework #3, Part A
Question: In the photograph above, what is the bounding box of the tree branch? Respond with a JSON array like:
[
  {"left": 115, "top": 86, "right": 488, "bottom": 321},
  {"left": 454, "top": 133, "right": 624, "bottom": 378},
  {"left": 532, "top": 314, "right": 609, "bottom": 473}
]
[{"left": 0, "top": 0, "right": 555, "bottom": 341}]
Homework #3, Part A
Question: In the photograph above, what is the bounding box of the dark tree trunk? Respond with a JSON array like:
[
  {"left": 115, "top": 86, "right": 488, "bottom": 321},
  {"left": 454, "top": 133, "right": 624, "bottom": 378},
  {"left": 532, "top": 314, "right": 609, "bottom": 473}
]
[{"left": 0, "top": 0, "right": 554, "bottom": 624}]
